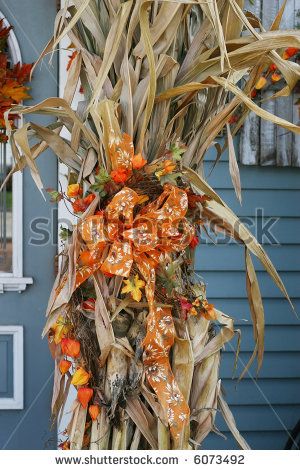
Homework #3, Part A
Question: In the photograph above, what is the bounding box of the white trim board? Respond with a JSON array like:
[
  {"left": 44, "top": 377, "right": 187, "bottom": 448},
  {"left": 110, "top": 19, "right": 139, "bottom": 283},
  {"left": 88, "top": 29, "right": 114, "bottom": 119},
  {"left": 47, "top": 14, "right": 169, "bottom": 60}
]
[
  {"left": 0, "top": 326, "right": 24, "bottom": 410},
  {"left": 0, "top": 12, "right": 33, "bottom": 292}
]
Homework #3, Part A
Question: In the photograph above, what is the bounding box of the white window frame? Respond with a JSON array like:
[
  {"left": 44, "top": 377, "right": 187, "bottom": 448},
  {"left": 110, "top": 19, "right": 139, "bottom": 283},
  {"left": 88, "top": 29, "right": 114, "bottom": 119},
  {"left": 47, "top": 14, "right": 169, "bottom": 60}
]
[
  {"left": 0, "top": 13, "right": 33, "bottom": 293},
  {"left": 0, "top": 325, "right": 24, "bottom": 409}
]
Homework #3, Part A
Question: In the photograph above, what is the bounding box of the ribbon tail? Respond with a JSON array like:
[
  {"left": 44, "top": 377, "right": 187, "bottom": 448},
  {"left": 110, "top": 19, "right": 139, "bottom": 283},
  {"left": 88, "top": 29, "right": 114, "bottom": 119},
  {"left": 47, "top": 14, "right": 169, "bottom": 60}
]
[{"left": 136, "top": 254, "right": 190, "bottom": 440}]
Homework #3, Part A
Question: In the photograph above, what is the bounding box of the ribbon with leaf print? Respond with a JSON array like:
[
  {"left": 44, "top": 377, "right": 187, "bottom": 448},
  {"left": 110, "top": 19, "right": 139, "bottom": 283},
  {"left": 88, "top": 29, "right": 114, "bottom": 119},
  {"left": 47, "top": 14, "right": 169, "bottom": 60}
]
[{"left": 71, "top": 183, "right": 194, "bottom": 438}]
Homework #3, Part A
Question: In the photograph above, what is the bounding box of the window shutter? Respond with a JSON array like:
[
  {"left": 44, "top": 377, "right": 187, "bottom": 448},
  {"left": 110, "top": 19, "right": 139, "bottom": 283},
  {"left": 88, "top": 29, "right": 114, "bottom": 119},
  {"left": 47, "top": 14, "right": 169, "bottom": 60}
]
[{"left": 240, "top": 0, "right": 300, "bottom": 166}]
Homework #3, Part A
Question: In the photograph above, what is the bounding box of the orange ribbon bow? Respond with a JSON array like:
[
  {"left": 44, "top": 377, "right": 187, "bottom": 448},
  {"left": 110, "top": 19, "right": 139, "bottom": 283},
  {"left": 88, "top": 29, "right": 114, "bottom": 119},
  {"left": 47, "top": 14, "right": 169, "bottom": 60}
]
[{"left": 75, "top": 184, "right": 194, "bottom": 439}]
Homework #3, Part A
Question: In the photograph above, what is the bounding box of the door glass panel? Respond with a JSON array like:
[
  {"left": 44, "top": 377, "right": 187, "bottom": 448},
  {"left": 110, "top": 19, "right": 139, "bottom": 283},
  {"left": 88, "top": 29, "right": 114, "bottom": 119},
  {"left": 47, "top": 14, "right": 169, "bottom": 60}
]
[{"left": 0, "top": 142, "right": 13, "bottom": 273}]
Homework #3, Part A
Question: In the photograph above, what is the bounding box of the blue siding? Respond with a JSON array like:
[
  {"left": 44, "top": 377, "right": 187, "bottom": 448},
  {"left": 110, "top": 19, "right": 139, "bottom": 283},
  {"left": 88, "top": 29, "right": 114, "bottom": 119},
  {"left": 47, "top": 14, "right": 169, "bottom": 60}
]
[
  {"left": 0, "top": 0, "right": 58, "bottom": 450},
  {"left": 201, "top": 149, "right": 300, "bottom": 450}
]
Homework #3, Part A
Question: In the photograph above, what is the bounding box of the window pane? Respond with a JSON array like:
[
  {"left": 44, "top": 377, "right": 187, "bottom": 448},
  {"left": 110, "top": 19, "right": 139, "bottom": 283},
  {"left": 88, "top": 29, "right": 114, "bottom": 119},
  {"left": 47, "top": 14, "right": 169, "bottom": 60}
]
[{"left": 0, "top": 142, "right": 13, "bottom": 273}]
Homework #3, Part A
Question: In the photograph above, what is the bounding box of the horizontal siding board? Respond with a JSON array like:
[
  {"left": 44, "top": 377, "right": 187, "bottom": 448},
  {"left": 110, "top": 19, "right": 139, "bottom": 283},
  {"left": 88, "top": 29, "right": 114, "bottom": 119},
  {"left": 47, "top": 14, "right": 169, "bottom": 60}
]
[
  {"left": 220, "top": 352, "right": 300, "bottom": 379},
  {"left": 203, "top": 431, "right": 290, "bottom": 450},
  {"left": 214, "top": 190, "right": 300, "bottom": 217},
  {"left": 201, "top": 219, "right": 300, "bottom": 245},
  {"left": 197, "top": 271, "right": 300, "bottom": 298},
  {"left": 199, "top": 84, "right": 300, "bottom": 447},
  {"left": 208, "top": 298, "right": 300, "bottom": 325},
  {"left": 226, "top": 325, "right": 300, "bottom": 352},
  {"left": 204, "top": 162, "right": 300, "bottom": 189},
  {"left": 215, "top": 405, "right": 300, "bottom": 432},
  {"left": 196, "top": 245, "right": 300, "bottom": 272},
  {"left": 223, "top": 379, "right": 300, "bottom": 406}
]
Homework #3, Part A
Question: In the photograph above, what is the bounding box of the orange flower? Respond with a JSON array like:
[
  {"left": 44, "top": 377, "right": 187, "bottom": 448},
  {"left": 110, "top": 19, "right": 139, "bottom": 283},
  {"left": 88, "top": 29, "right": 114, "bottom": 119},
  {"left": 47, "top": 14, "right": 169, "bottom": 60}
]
[
  {"left": 201, "top": 301, "right": 217, "bottom": 321},
  {"left": 269, "top": 63, "right": 277, "bottom": 72},
  {"left": 71, "top": 367, "right": 90, "bottom": 387},
  {"left": 72, "top": 194, "right": 96, "bottom": 213},
  {"left": 132, "top": 153, "right": 147, "bottom": 170},
  {"left": 111, "top": 168, "right": 131, "bottom": 184},
  {"left": 67, "top": 183, "right": 82, "bottom": 198},
  {"left": 79, "top": 250, "right": 96, "bottom": 267},
  {"left": 72, "top": 198, "right": 86, "bottom": 213},
  {"left": 77, "top": 387, "right": 93, "bottom": 408},
  {"left": 155, "top": 159, "right": 177, "bottom": 179},
  {"left": 83, "top": 194, "right": 96, "bottom": 206},
  {"left": 283, "top": 47, "right": 299, "bottom": 60},
  {"left": 271, "top": 73, "right": 282, "bottom": 83},
  {"left": 89, "top": 404, "right": 100, "bottom": 421},
  {"left": 61, "top": 338, "right": 80, "bottom": 358},
  {"left": 255, "top": 76, "right": 267, "bottom": 90},
  {"left": 59, "top": 359, "right": 72, "bottom": 375}
]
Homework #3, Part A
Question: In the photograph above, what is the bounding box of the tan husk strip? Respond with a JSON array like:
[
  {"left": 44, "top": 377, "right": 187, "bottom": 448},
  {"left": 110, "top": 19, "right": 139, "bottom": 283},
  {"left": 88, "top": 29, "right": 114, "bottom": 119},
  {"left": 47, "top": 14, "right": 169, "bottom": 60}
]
[{"left": 3, "top": 0, "right": 298, "bottom": 450}]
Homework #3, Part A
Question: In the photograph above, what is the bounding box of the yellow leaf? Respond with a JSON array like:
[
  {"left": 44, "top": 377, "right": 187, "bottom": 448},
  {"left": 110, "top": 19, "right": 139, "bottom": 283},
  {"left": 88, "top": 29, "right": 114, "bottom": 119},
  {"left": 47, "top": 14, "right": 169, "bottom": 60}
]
[
  {"left": 121, "top": 274, "right": 145, "bottom": 302},
  {"left": 52, "top": 315, "right": 70, "bottom": 344},
  {"left": 2, "top": 80, "right": 30, "bottom": 102}
]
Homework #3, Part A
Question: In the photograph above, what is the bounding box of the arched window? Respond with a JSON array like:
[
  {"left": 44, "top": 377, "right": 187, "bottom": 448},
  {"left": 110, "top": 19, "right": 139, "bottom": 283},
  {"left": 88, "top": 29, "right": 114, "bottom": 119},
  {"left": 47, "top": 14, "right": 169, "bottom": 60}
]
[{"left": 0, "top": 13, "right": 32, "bottom": 292}]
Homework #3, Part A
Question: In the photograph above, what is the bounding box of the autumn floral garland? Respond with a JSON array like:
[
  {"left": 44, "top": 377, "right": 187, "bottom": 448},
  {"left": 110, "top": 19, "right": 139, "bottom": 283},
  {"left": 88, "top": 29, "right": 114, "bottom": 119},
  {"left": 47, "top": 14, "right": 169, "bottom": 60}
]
[
  {"left": 48, "top": 129, "right": 217, "bottom": 449},
  {"left": 0, "top": 18, "right": 32, "bottom": 142}
]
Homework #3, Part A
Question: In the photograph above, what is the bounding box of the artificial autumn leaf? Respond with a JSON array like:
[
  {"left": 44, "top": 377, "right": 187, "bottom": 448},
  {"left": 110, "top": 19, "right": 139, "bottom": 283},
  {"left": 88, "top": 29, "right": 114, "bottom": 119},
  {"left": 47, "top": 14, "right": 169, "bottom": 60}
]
[
  {"left": 187, "top": 191, "right": 210, "bottom": 209},
  {"left": 157, "top": 262, "right": 178, "bottom": 295},
  {"left": 8, "top": 63, "right": 33, "bottom": 83},
  {"left": 155, "top": 159, "right": 177, "bottom": 179},
  {"left": 189, "top": 235, "right": 200, "bottom": 249},
  {"left": 67, "top": 183, "right": 82, "bottom": 198},
  {"left": 160, "top": 172, "right": 182, "bottom": 186},
  {"left": 59, "top": 226, "right": 73, "bottom": 241},
  {"left": 51, "top": 315, "right": 70, "bottom": 344},
  {"left": 1, "top": 79, "right": 30, "bottom": 101},
  {"left": 61, "top": 338, "right": 80, "bottom": 358},
  {"left": 90, "top": 167, "right": 111, "bottom": 194},
  {"left": 168, "top": 143, "right": 187, "bottom": 161},
  {"left": 255, "top": 76, "right": 267, "bottom": 90},
  {"left": 201, "top": 301, "right": 217, "bottom": 321},
  {"left": 59, "top": 359, "right": 72, "bottom": 375},
  {"left": 89, "top": 404, "right": 100, "bottom": 421},
  {"left": 0, "top": 19, "right": 12, "bottom": 41},
  {"left": 189, "top": 307, "right": 198, "bottom": 316},
  {"left": 121, "top": 274, "right": 145, "bottom": 302},
  {"left": 111, "top": 168, "right": 131, "bottom": 183},
  {"left": 132, "top": 153, "right": 147, "bottom": 169},
  {"left": 71, "top": 367, "right": 90, "bottom": 386},
  {"left": 72, "top": 193, "right": 96, "bottom": 213},
  {"left": 59, "top": 440, "right": 70, "bottom": 450},
  {"left": 77, "top": 387, "right": 93, "bottom": 408},
  {"left": 46, "top": 188, "right": 63, "bottom": 203}
]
